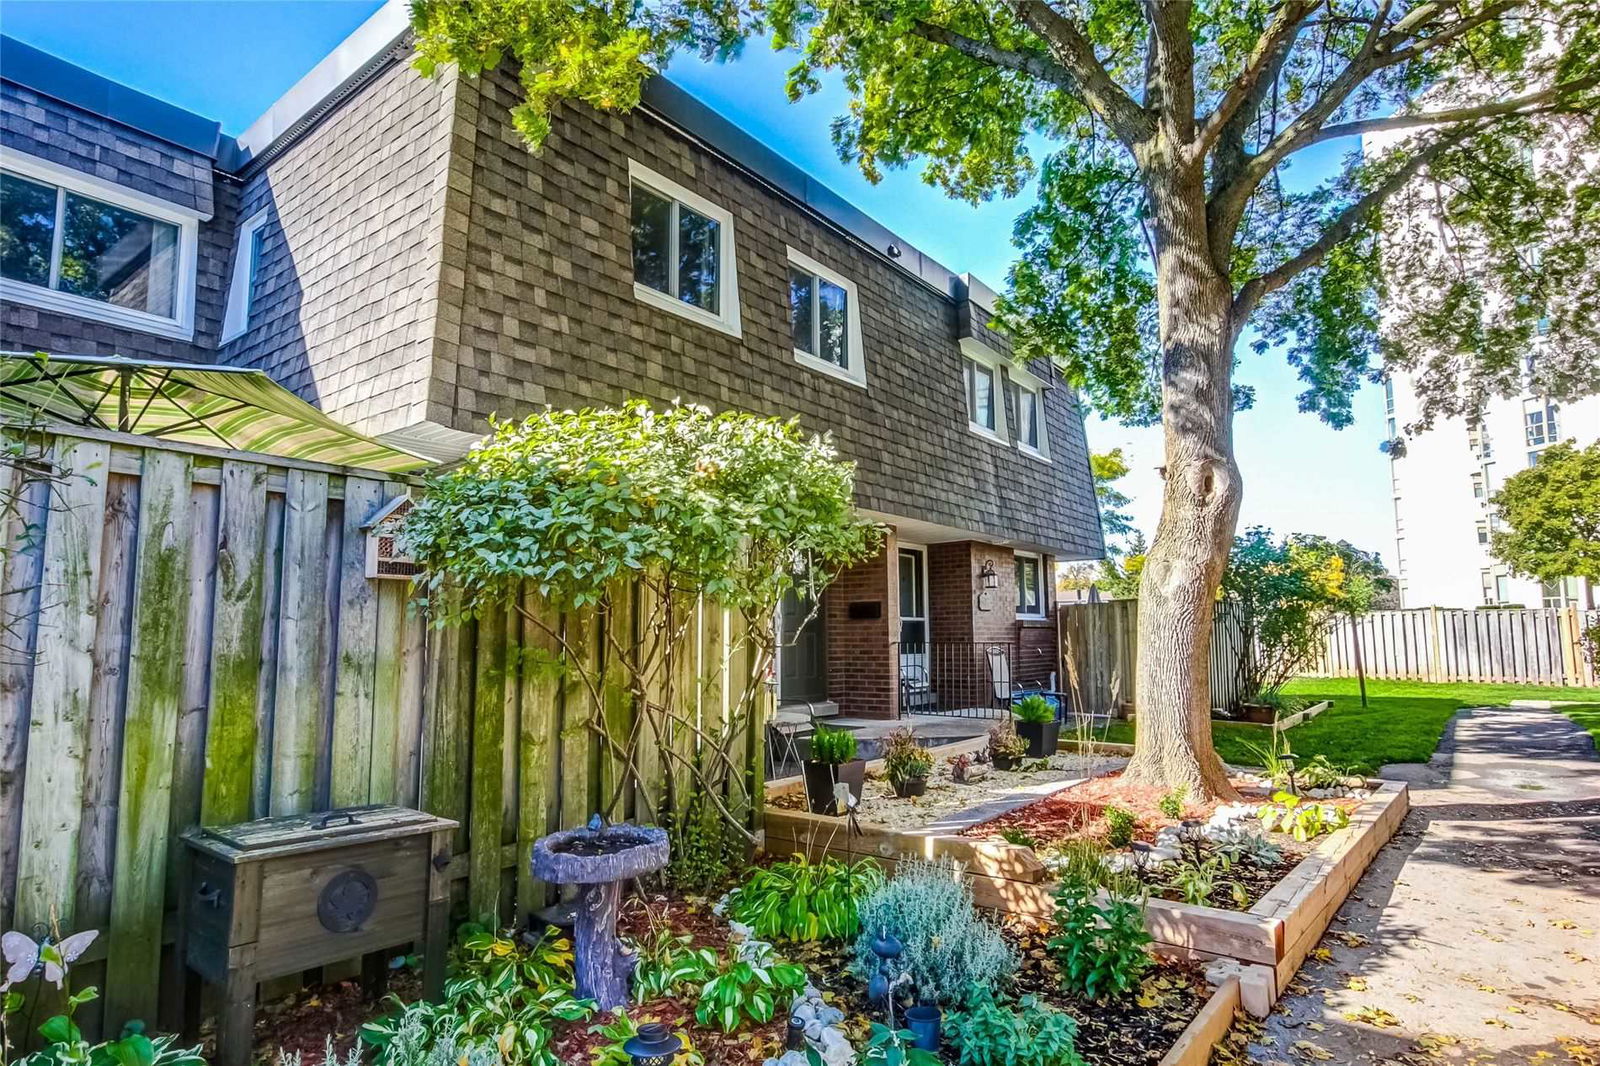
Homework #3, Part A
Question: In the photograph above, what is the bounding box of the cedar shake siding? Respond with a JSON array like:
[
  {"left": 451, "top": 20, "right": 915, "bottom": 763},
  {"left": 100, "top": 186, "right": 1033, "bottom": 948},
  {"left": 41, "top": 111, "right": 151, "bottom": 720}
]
[
  {"left": 0, "top": 78, "right": 231, "bottom": 361},
  {"left": 218, "top": 59, "right": 462, "bottom": 441},
  {"left": 434, "top": 68, "right": 1102, "bottom": 558}
]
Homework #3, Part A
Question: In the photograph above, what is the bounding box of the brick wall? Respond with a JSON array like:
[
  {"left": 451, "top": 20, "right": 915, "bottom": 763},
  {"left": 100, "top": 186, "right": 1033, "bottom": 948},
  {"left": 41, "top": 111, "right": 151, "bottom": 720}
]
[
  {"left": 0, "top": 82, "right": 232, "bottom": 361},
  {"left": 822, "top": 534, "right": 898, "bottom": 719}
]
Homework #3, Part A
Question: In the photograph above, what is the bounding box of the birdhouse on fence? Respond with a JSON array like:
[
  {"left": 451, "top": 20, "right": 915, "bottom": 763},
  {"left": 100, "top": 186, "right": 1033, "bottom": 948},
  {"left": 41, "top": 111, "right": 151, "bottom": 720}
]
[{"left": 363, "top": 494, "right": 420, "bottom": 579}]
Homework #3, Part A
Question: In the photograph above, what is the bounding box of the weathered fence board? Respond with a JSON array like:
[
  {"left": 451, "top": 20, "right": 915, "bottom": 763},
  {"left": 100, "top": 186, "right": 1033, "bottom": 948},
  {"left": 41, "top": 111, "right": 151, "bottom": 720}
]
[
  {"left": 15, "top": 436, "right": 108, "bottom": 930},
  {"left": 0, "top": 431, "right": 769, "bottom": 1038},
  {"left": 1059, "top": 600, "right": 1250, "bottom": 717},
  {"left": 1307, "top": 607, "right": 1596, "bottom": 686}
]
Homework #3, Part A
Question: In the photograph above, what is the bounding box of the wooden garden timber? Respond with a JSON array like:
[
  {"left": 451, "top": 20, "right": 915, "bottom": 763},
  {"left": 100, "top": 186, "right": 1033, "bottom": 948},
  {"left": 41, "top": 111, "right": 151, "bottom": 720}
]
[{"left": 0, "top": 429, "right": 769, "bottom": 1038}]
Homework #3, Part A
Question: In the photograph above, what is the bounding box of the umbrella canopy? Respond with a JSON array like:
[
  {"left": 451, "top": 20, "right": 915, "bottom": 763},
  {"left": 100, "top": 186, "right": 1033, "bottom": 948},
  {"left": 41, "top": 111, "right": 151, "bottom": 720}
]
[{"left": 0, "top": 352, "right": 432, "bottom": 474}]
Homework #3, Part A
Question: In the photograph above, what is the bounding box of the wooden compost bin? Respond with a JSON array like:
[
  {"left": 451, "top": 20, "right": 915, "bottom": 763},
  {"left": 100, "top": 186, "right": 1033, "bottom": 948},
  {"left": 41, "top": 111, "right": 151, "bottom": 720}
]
[{"left": 762, "top": 749, "right": 1408, "bottom": 1018}]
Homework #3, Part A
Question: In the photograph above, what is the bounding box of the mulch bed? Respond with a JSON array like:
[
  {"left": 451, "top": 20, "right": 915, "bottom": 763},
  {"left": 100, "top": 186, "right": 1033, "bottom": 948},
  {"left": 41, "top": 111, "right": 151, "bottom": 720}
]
[{"left": 247, "top": 967, "right": 422, "bottom": 1064}]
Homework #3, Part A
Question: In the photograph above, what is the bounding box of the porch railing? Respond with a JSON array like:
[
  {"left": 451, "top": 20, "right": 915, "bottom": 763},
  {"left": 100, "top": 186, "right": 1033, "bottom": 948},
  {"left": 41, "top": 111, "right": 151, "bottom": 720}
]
[{"left": 896, "top": 640, "right": 1021, "bottom": 718}]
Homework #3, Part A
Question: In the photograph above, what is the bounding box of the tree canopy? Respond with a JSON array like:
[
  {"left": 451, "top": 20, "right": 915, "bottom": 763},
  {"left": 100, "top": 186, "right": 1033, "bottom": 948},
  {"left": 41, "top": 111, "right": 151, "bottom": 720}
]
[
  {"left": 1489, "top": 440, "right": 1600, "bottom": 585},
  {"left": 413, "top": 0, "right": 1600, "bottom": 431}
]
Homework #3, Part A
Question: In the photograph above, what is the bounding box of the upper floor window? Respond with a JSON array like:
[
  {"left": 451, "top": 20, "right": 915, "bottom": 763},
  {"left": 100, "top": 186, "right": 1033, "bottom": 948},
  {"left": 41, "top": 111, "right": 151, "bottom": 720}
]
[
  {"left": 221, "top": 208, "right": 270, "bottom": 343},
  {"left": 628, "top": 160, "right": 740, "bottom": 337},
  {"left": 786, "top": 247, "right": 865, "bottom": 387},
  {"left": 1524, "top": 401, "right": 1558, "bottom": 446},
  {"left": 1471, "top": 471, "right": 1486, "bottom": 499},
  {"left": 1012, "top": 372, "right": 1050, "bottom": 460},
  {"left": 1015, "top": 552, "right": 1045, "bottom": 619},
  {"left": 960, "top": 340, "right": 1008, "bottom": 444},
  {"left": 1383, "top": 378, "right": 1395, "bottom": 414},
  {"left": 0, "top": 152, "right": 200, "bottom": 340}
]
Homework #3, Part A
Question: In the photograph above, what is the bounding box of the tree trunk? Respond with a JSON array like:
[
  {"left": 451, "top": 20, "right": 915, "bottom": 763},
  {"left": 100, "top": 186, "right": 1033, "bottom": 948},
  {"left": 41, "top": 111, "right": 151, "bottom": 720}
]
[{"left": 1122, "top": 163, "right": 1243, "bottom": 800}]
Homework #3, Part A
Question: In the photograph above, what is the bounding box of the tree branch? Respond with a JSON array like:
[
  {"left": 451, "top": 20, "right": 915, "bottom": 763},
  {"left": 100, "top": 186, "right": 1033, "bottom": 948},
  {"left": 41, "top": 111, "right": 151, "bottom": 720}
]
[
  {"left": 1007, "top": 0, "right": 1153, "bottom": 147},
  {"left": 1144, "top": 0, "right": 1198, "bottom": 145},
  {"left": 1232, "top": 125, "right": 1475, "bottom": 321},
  {"left": 1196, "top": 1, "right": 1323, "bottom": 156},
  {"left": 906, "top": 19, "right": 1076, "bottom": 91},
  {"left": 1305, "top": 77, "right": 1600, "bottom": 145}
]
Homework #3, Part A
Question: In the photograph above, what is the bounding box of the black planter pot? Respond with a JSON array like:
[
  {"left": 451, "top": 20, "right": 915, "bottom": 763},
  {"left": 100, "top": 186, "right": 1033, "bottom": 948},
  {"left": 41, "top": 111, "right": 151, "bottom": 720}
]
[
  {"left": 1015, "top": 718, "right": 1060, "bottom": 759},
  {"left": 891, "top": 775, "right": 928, "bottom": 798},
  {"left": 904, "top": 1005, "right": 941, "bottom": 1052},
  {"left": 803, "top": 759, "right": 866, "bottom": 815},
  {"left": 992, "top": 752, "right": 1023, "bottom": 771}
]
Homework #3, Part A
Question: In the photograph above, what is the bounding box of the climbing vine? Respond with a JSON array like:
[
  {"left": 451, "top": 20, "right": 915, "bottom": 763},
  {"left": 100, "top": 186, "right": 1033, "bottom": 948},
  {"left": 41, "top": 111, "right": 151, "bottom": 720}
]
[{"left": 401, "top": 401, "right": 881, "bottom": 865}]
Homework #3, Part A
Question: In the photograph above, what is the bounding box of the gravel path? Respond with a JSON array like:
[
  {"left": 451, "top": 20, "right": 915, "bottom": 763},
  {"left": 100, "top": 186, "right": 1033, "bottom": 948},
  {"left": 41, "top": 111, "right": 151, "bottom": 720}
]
[{"left": 1235, "top": 705, "right": 1600, "bottom": 1066}]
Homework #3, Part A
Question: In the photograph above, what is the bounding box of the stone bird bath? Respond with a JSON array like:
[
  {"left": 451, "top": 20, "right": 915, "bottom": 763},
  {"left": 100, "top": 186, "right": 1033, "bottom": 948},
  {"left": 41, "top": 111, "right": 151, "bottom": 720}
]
[{"left": 530, "top": 817, "right": 669, "bottom": 1009}]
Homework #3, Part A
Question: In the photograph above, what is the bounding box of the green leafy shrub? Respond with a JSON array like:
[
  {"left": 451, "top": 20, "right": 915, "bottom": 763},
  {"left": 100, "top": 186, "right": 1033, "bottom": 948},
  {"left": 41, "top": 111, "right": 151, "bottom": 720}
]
[
  {"left": 852, "top": 857, "right": 1017, "bottom": 1006},
  {"left": 1047, "top": 846, "right": 1152, "bottom": 1001},
  {"left": 1257, "top": 792, "right": 1350, "bottom": 841},
  {"left": 1294, "top": 754, "right": 1350, "bottom": 790},
  {"left": 1012, "top": 694, "right": 1056, "bottom": 724},
  {"left": 724, "top": 855, "right": 882, "bottom": 942},
  {"left": 1213, "top": 831, "right": 1284, "bottom": 868},
  {"left": 883, "top": 727, "right": 934, "bottom": 784},
  {"left": 278, "top": 1039, "right": 365, "bottom": 1066},
  {"left": 998, "top": 827, "right": 1039, "bottom": 848},
  {"left": 1157, "top": 785, "right": 1188, "bottom": 819},
  {"left": 945, "top": 988, "right": 1085, "bottom": 1066},
  {"left": 1102, "top": 805, "right": 1137, "bottom": 847},
  {"left": 809, "top": 725, "right": 859, "bottom": 765},
  {"left": 358, "top": 1007, "right": 501, "bottom": 1066},
  {"left": 694, "top": 942, "right": 807, "bottom": 1032}
]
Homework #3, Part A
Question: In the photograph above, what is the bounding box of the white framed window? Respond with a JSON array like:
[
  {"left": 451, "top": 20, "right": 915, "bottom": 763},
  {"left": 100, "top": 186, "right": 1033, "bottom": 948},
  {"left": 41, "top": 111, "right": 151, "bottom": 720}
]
[
  {"left": 1523, "top": 400, "right": 1558, "bottom": 446},
  {"left": 1470, "top": 471, "right": 1486, "bottom": 499},
  {"left": 959, "top": 338, "right": 1007, "bottom": 444},
  {"left": 1015, "top": 552, "right": 1045, "bottom": 619},
  {"left": 221, "top": 207, "right": 270, "bottom": 343},
  {"left": 627, "top": 159, "right": 741, "bottom": 337},
  {"left": 1011, "top": 371, "right": 1051, "bottom": 461},
  {"left": 786, "top": 247, "right": 865, "bottom": 387},
  {"left": 0, "top": 150, "right": 202, "bottom": 340}
]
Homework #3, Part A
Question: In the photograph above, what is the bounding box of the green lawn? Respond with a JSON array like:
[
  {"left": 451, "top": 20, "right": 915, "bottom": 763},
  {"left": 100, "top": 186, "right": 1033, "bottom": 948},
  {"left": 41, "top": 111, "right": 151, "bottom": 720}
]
[{"left": 1094, "top": 677, "right": 1600, "bottom": 773}]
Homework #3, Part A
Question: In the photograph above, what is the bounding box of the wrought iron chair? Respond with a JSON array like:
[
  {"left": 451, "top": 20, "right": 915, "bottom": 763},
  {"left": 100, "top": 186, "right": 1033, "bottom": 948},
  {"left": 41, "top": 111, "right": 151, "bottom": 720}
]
[{"left": 985, "top": 643, "right": 1069, "bottom": 719}]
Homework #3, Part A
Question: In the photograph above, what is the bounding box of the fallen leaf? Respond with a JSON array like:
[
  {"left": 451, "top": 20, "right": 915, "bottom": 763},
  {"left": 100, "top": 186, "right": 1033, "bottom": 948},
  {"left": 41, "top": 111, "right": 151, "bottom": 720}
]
[
  {"left": 1483, "top": 1017, "right": 1511, "bottom": 1028},
  {"left": 1346, "top": 1006, "right": 1400, "bottom": 1028},
  {"left": 1291, "top": 1040, "right": 1335, "bottom": 1061},
  {"left": 1346, "top": 976, "right": 1369, "bottom": 992}
]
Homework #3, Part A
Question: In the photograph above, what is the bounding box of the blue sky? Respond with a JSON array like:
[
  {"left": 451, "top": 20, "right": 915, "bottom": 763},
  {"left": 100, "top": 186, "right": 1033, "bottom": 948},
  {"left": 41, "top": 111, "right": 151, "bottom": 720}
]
[{"left": 2, "top": 1, "right": 1394, "bottom": 558}]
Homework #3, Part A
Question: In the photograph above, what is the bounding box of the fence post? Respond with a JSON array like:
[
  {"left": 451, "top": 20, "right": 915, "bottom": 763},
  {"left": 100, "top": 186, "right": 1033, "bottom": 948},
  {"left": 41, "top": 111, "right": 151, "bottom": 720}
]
[
  {"left": 1427, "top": 606, "right": 1442, "bottom": 682},
  {"left": 1558, "top": 605, "right": 1580, "bottom": 687}
]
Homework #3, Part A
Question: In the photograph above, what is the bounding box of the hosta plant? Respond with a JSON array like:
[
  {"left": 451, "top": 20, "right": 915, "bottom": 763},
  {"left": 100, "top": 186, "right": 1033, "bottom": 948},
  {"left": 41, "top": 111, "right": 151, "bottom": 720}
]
[
  {"left": 724, "top": 855, "right": 882, "bottom": 942},
  {"left": 694, "top": 943, "right": 807, "bottom": 1032},
  {"left": 864, "top": 1023, "right": 941, "bottom": 1066},
  {"left": 1257, "top": 792, "right": 1350, "bottom": 842},
  {"left": 628, "top": 929, "right": 718, "bottom": 1002}
]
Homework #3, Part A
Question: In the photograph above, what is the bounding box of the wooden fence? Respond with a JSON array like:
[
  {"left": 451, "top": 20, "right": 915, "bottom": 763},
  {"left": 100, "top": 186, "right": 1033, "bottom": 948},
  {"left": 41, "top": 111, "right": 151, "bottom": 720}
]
[
  {"left": 1058, "top": 600, "right": 1250, "bottom": 717},
  {"left": 0, "top": 429, "right": 766, "bottom": 1038},
  {"left": 1306, "top": 607, "right": 1598, "bottom": 686}
]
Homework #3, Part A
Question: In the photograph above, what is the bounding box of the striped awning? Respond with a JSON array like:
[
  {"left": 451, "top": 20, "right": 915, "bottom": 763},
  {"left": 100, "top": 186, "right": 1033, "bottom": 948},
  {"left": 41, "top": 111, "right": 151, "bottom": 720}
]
[{"left": 0, "top": 352, "right": 432, "bottom": 473}]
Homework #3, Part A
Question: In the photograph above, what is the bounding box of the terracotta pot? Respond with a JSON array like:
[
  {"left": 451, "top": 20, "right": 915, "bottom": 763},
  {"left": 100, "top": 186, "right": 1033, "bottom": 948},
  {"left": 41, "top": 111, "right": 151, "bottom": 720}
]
[
  {"left": 1015, "top": 718, "right": 1060, "bottom": 758},
  {"left": 803, "top": 759, "right": 865, "bottom": 815}
]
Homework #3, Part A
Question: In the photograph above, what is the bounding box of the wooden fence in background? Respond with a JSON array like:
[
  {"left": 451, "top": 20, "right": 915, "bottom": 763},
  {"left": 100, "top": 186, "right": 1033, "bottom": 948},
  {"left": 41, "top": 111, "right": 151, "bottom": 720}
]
[
  {"left": 0, "top": 429, "right": 766, "bottom": 1038},
  {"left": 1058, "top": 600, "right": 1251, "bottom": 717},
  {"left": 1306, "top": 606, "right": 1597, "bottom": 686}
]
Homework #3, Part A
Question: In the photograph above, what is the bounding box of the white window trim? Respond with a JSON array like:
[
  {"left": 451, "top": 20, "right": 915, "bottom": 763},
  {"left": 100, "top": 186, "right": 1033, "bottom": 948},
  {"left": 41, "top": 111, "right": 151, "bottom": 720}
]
[
  {"left": 1011, "top": 367, "right": 1052, "bottom": 462},
  {"left": 1014, "top": 550, "right": 1047, "bottom": 620},
  {"left": 220, "top": 207, "right": 270, "bottom": 343},
  {"left": 959, "top": 337, "right": 1009, "bottom": 445},
  {"left": 785, "top": 246, "right": 866, "bottom": 388},
  {"left": 0, "top": 149, "right": 203, "bottom": 341},
  {"left": 627, "top": 159, "right": 741, "bottom": 338}
]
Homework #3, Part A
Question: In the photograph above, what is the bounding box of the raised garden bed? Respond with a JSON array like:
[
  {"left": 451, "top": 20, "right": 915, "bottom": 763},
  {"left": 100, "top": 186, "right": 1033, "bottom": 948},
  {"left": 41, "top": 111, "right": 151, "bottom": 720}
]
[{"left": 761, "top": 738, "right": 1408, "bottom": 1018}]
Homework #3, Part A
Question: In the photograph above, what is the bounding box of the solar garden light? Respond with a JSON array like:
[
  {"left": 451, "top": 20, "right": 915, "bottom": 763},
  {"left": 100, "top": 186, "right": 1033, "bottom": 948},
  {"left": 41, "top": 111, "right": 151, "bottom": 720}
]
[
  {"left": 1180, "top": 819, "right": 1206, "bottom": 863},
  {"left": 1281, "top": 754, "right": 1298, "bottom": 794},
  {"left": 786, "top": 1014, "right": 808, "bottom": 1052},
  {"left": 1129, "top": 841, "right": 1154, "bottom": 881},
  {"left": 624, "top": 1022, "right": 683, "bottom": 1066}
]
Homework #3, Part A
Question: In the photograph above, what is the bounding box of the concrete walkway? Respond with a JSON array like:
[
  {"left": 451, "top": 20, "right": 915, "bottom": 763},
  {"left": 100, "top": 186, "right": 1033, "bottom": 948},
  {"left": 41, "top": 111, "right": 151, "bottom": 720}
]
[{"left": 1242, "top": 705, "right": 1600, "bottom": 1065}]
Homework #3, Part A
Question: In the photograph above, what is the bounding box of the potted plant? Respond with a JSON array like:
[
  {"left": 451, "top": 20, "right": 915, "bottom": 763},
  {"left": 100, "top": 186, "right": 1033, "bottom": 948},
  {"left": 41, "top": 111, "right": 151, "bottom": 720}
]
[
  {"left": 1011, "top": 693, "right": 1060, "bottom": 758},
  {"left": 987, "top": 719, "right": 1027, "bottom": 770},
  {"left": 804, "top": 725, "right": 865, "bottom": 815},
  {"left": 883, "top": 727, "right": 934, "bottom": 798}
]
